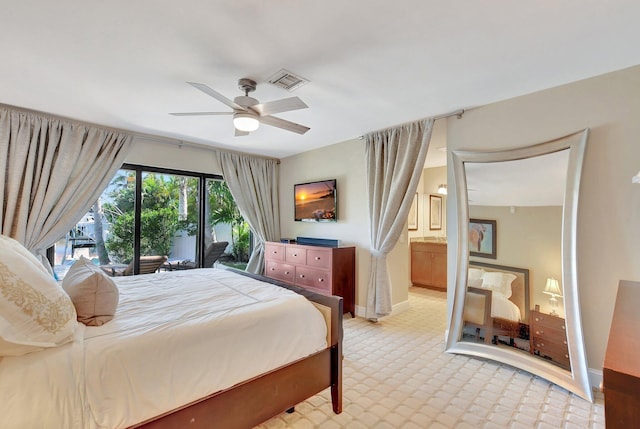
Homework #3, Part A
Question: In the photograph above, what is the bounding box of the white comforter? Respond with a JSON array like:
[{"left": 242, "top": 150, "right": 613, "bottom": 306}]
[
  {"left": 491, "top": 294, "right": 522, "bottom": 322},
  {"left": 0, "top": 268, "right": 327, "bottom": 429}
]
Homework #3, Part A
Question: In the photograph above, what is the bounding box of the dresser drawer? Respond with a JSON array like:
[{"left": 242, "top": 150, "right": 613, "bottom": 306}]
[
  {"left": 285, "top": 246, "right": 307, "bottom": 264},
  {"left": 265, "top": 260, "right": 295, "bottom": 283},
  {"left": 306, "top": 248, "right": 332, "bottom": 270},
  {"left": 532, "top": 326, "right": 568, "bottom": 346},
  {"left": 532, "top": 313, "right": 566, "bottom": 331},
  {"left": 533, "top": 341, "right": 570, "bottom": 366},
  {"left": 265, "top": 243, "right": 286, "bottom": 262},
  {"left": 295, "top": 266, "right": 332, "bottom": 293},
  {"left": 532, "top": 339, "right": 568, "bottom": 357}
]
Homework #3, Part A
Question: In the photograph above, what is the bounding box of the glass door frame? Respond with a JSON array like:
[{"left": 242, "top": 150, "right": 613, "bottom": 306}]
[{"left": 122, "top": 163, "right": 223, "bottom": 275}]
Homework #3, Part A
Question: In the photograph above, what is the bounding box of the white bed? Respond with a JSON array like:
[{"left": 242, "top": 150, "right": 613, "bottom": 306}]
[
  {"left": 464, "top": 262, "right": 530, "bottom": 344},
  {"left": 0, "top": 268, "right": 330, "bottom": 429}
]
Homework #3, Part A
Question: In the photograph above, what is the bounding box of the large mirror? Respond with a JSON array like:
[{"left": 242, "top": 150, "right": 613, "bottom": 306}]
[{"left": 445, "top": 129, "right": 593, "bottom": 402}]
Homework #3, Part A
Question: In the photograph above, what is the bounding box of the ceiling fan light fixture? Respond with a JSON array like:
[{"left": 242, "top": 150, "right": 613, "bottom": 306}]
[{"left": 233, "top": 112, "right": 259, "bottom": 132}]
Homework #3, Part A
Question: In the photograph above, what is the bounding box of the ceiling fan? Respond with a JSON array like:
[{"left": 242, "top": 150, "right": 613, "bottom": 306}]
[{"left": 170, "top": 78, "right": 310, "bottom": 136}]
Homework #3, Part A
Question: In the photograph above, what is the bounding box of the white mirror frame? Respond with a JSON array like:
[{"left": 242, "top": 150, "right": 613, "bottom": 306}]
[{"left": 445, "top": 129, "right": 593, "bottom": 402}]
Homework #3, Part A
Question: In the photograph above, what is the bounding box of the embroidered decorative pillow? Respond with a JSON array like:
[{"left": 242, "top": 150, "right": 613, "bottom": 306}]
[
  {"left": 63, "top": 256, "right": 119, "bottom": 326},
  {"left": 0, "top": 235, "right": 78, "bottom": 356}
]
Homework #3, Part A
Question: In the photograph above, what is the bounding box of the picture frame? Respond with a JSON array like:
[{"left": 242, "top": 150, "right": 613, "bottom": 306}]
[
  {"left": 408, "top": 193, "right": 418, "bottom": 230},
  {"left": 469, "top": 218, "right": 497, "bottom": 259},
  {"left": 429, "top": 194, "right": 442, "bottom": 230}
]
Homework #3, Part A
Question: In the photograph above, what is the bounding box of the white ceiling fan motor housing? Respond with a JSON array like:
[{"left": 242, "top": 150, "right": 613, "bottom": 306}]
[{"left": 233, "top": 95, "right": 259, "bottom": 109}]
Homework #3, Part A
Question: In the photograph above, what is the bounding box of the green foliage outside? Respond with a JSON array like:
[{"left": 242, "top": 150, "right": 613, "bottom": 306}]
[
  {"left": 207, "top": 180, "right": 250, "bottom": 262},
  {"left": 101, "top": 172, "right": 249, "bottom": 265}
]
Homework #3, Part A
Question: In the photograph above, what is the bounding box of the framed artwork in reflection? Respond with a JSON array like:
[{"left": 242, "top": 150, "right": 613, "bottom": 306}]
[
  {"left": 469, "top": 218, "right": 496, "bottom": 259},
  {"left": 429, "top": 194, "right": 442, "bottom": 230}
]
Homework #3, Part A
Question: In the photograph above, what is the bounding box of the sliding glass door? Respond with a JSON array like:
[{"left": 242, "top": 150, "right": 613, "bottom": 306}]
[
  {"left": 138, "top": 172, "right": 200, "bottom": 263},
  {"left": 53, "top": 165, "right": 249, "bottom": 279}
]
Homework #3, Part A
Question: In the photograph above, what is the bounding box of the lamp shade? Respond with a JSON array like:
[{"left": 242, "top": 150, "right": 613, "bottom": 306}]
[
  {"left": 437, "top": 184, "right": 447, "bottom": 195},
  {"left": 543, "top": 277, "right": 562, "bottom": 297},
  {"left": 233, "top": 112, "right": 259, "bottom": 132}
]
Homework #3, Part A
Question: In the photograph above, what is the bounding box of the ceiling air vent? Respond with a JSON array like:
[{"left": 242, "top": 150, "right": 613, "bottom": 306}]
[{"left": 267, "top": 69, "right": 309, "bottom": 92}]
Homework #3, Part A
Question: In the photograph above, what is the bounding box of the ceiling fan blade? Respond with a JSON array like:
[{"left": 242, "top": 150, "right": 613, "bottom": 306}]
[
  {"left": 251, "top": 97, "right": 308, "bottom": 116},
  {"left": 187, "top": 82, "right": 244, "bottom": 111},
  {"left": 169, "top": 112, "right": 233, "bottom": 116},
  {"left": 260, "top": 115, "right": 310, "bottom": 135},
  {"left": 234, "top": 128, "right": 250, "bottom": 137}
]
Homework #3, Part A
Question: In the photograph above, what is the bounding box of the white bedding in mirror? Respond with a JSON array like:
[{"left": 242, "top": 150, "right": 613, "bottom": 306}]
[{"left": 491, "top": 295, "right": 521, "bottom": 321}]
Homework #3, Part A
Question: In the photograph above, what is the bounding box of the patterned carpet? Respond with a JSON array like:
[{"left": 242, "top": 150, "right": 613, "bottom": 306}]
[{"left": 257, "top": 287, "right": 605, "bottom": 429}]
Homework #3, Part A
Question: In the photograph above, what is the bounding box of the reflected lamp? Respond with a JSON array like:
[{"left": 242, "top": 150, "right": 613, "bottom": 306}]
[{"left": 543, "top": 277, "right": 563, "bottom": 316}]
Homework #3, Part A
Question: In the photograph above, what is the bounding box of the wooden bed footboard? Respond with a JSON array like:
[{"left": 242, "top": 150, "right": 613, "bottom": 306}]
[{"left": 131, "top": 268, "right": 343, "bottom": 429}]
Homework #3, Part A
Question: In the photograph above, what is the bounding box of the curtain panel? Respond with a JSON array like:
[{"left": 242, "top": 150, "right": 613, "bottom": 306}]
[
  {"left": 215, "top": 151, "right": 281, "bottom": 274},
  {"left": 365, "top": 119, "right": 434, "bottom": 320},
  {"left": 0, "top": 106, "right": 133, "bottom": 268}
]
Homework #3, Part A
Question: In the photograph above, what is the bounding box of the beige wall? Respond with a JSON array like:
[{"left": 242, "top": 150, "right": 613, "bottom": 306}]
[
  {"left": 469, "top": 205, "right": 562, "bottom": 316},
  {"left": 279, "top": 138, "right": 410, "bottom": 316},
  {"left": 447, "top": 64, "right": 640, "bottom": 375}
]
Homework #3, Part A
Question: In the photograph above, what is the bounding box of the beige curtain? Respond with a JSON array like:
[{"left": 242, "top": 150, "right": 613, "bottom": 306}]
[
  {"left": 215, "top": 151, "right": 281, "bottom": 274},
  {"left": 0, "top": 106, "right": 133, "bottom": 268},
  {"left": 365, "top": 119, "right": 434, "bottom": 320}
]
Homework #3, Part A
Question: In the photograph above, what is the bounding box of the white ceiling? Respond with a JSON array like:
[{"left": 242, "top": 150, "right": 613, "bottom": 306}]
[
  {"left": 465, "top": 150, "right": 569, "bottom": 207},
  {"left": 2, "top": 1, "right": 639, "bottom": 165}
]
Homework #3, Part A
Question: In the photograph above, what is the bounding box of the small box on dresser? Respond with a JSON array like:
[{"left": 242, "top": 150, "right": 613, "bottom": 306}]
[
  {"left": 529, "top": 309, "right": 570, "bottom": 370},
  {"left": 264, "top": 241, "right": 356, "bottom": 317}
]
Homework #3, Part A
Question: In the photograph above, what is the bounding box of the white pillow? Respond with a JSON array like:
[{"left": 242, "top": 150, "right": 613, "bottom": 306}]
[
  {"left": 0, "top": 235, "right": 78, "bottom": 356},
  {"left": 468, "top": 268, "right": 485, "bottom": 288},
  {"left": 481, "top": 271, "right": 516, "bottom": 298},
  {"left": 63, "top": 256, "right": 119, "bottom": 326}
]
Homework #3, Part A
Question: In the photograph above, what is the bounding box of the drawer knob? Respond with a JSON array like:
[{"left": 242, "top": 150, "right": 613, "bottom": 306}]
[
  {"left": 293, "top": 253, "right": 298, "bottom": 257},
  {"left": 284, "top": 271, "right": 290, "bottom": 275},
  {"left": 318, "top": 278, "right": 324, "bottom": 282},
  {"left": 315, "top": 256, "right": 321, "bottom": 260},
  {"left": 272, "top": 251, "right": 277, "bottom": 254},
  {"left": 563, "top": 340, "right": 567, "bottom": 345},
  {"left": 565, "top": 354, "right": 569, "bottom": 359},
  {"left": 562, "top": 325, "right": 565, "bottom": 330},
  {"left": 270, "top": 267, "right": 275, "bottom": 271},
  {"left": 299, "top": 274, "right": 305, "bottom": 278},
  {"left": 537, "top": 330, "right": 544, "bottom": 335}
]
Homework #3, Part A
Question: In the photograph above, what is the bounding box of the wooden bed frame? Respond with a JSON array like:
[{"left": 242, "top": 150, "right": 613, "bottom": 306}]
[
  {"left": 130, "top": 268, "right": 343, "bottom": 429},
  {"left": 464, "top": 261, "right": 530, "bottom": 343}
]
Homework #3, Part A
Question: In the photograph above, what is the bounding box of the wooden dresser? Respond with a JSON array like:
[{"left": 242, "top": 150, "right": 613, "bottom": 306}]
[
  {"left": 603, "top": 280, "right": 640, "bottom": 428},
  {"left": 264, "top": 241, "right": 355, "bottom": 317},
  {"left": 529, "top": 310, "right": 570, "bottom": 370},
  {"left": 410, "top": 241, "right": 447, "bottom": 290}
]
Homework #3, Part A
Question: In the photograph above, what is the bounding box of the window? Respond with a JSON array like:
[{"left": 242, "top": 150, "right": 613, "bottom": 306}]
[{"left": 53, "top": 165, "right": 249, "bottom": 279}]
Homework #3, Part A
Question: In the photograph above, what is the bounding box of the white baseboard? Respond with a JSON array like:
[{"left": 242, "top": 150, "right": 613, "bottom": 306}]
[
  {"left": 354, "top": 299, "right": 410, "bottom": 319},
  {"left": 589, "top": 368, "right": 603, "bottom": 392}
]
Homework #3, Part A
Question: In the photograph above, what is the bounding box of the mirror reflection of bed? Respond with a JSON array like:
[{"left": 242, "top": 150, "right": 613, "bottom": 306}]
[{"left": 462, "top": 262, "right": 532, "bottom": 353}]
